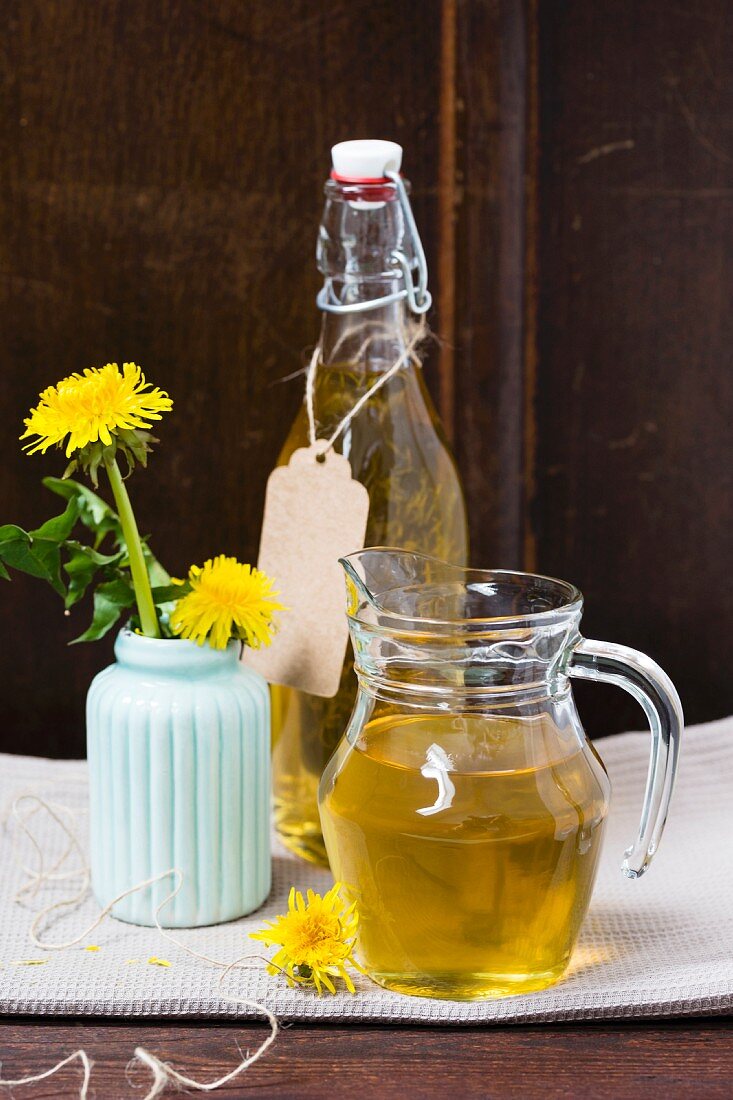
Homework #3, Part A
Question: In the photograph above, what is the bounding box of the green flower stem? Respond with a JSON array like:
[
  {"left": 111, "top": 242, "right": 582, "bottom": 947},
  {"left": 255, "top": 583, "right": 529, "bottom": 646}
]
[{"left": 104, "top": 456, "right": 160, "bottom": 638}]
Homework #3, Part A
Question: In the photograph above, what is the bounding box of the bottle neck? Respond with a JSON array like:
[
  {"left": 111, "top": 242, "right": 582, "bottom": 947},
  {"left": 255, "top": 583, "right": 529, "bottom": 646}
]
[
  {"left": 319, "top": 281, "right": 412, "bottom": 373},
  {"left": 316, "top": 175, "right": 425, "bottom": 374}
]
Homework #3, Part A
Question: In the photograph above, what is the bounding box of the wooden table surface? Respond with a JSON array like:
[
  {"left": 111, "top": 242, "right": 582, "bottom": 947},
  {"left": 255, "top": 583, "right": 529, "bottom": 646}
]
[{"left": 1, "top": 1017, "right": 731, "bottom": 1097}]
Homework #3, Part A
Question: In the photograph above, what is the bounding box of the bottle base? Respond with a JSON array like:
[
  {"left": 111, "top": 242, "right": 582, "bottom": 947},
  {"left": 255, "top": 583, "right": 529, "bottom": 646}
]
[
  {"left": 275, "top": 818, "right": 330, "bottom": 867},
  {"left": 366, "top": 963, "right": 568, "bottom": 1001}
]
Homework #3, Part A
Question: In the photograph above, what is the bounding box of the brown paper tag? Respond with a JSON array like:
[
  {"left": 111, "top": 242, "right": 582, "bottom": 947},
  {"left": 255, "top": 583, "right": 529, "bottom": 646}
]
[{"left": 243, "top": 443, "right": 369, "bottom": 697}]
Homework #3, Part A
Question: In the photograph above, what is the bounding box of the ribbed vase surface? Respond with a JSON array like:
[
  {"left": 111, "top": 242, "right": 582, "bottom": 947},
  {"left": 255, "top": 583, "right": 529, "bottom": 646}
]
[{"left": 87, "top": 630, "right": 271, "bottom": 927}]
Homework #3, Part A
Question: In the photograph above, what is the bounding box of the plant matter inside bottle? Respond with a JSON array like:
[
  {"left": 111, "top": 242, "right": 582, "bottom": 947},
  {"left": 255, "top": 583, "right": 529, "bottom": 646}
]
[{"left": 271, "top": 356, "right": 468, "bottom": 864}]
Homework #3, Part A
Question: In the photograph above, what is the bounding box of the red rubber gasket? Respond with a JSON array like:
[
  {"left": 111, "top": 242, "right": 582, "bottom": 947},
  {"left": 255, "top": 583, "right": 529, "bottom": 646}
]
[{"left": 330, "top": 170, "right": 397, "bottom": 184}]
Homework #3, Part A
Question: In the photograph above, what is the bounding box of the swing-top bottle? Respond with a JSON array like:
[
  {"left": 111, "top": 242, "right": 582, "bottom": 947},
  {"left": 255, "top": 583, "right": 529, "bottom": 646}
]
[{"left": 272, "top": 140, "right": 468, "bottom": 864}]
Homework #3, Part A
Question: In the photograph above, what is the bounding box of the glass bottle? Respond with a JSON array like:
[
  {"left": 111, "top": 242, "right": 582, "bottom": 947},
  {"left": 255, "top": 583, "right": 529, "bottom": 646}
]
[{"left": 272, "top": 140, "right": 469, "bottom": 864}]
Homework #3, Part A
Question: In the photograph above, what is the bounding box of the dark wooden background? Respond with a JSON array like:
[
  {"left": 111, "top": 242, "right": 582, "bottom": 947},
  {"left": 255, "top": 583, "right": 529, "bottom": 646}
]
[{"left": 1, "top": 0, "right": 731, "bottom": 757}]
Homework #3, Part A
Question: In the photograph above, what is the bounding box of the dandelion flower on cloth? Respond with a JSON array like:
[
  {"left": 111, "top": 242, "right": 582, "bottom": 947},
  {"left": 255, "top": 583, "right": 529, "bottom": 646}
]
[
  {"left": 170, "top": 555, "right": 284, "bottom": 650},
  {"left": 21, "top": 362, "right": 172, "bottom": 458},
  {"left": 250, "top": 883, "right": 364, "bottom": 995}
]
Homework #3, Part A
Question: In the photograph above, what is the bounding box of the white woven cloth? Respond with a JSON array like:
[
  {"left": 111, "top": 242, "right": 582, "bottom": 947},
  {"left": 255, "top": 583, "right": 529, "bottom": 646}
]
[{"left": 0, "top": 717, "right": 731, "bottom": 1025}]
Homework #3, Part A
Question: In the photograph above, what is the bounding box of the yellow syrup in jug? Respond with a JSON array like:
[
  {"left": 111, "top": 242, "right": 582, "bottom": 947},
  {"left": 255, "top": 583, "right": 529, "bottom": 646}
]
[{"left": 320, "top": 712, "right": 610, "bottom": 1000}]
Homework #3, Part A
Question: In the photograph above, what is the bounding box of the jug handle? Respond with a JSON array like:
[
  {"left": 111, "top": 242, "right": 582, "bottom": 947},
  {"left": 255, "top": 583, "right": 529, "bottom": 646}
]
[{"left": 568, "top": 638, "right": 683, "bottom": 879}]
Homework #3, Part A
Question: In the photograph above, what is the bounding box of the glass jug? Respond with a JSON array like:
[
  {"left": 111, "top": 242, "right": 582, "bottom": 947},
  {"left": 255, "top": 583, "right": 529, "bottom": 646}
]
[{"left": 319, "top": 549, "right": 683, "bottom": 1001}]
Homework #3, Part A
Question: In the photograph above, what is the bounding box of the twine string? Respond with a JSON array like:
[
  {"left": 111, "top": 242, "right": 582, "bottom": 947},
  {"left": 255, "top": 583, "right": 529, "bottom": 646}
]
[
  {"left": 0, "top": 1050, "right": 93, "bottom": 1098},
  {"left": 5, "top": 789, "right": 88, "bottom": 905},
  {"left": 3, "top": 791, "right": 279, "bottom": 1098},
  {"left": 305, "top": 316, "right": 427, "bottom": 451},
  {"left": 7, "top": 794, "right": 90, "bottom": 934}
]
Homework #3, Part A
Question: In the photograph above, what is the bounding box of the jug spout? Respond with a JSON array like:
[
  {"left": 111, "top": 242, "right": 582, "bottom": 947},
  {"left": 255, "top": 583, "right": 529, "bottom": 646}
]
[
  {"left": 339, "top": 548, "right": 454, "bottom": 619},
  {"left": 338, "top": 547, "right": 584, "bottom": 698},
  {"left": 340, "top": 547, "right": 582, "bottom": 629},
  {"left": 339, "top": 551, "right": 376, "bottom": 617}
]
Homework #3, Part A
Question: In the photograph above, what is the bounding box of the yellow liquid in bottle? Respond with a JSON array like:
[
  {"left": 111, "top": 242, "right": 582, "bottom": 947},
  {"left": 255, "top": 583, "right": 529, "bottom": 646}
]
[
  {"left": 272, "top": 361, "right": 468, "bottom": 864},
  {"left": 320, "top": 713, "right": 610, "bottom": 1000}
]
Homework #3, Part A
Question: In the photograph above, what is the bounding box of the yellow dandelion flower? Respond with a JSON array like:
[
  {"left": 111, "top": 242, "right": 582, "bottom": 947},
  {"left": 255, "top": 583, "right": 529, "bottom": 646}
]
[
  {"left": 20, "top": 361, "right": 172, "bottom": 457},
  {"left": 170, "top": 555, "right": 284, "bottom": 650},
  {"left": 250, "top": 883, "right": 364, "bottom": 996}
]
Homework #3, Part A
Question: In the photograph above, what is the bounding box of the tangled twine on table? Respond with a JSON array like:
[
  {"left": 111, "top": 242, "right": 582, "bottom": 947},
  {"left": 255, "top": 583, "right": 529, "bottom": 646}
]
[
  {"left": 1, "top": 791, "right": 279, "bottom": 1098},
  {"left": 0, "top": 1050, "right": 94, "bottom": 1099}
]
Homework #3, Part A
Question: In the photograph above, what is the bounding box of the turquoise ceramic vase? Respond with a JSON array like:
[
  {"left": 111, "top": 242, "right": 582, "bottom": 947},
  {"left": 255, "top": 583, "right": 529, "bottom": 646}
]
[{"left": 86, "top": 629, "right": 271, "bottom": 928}]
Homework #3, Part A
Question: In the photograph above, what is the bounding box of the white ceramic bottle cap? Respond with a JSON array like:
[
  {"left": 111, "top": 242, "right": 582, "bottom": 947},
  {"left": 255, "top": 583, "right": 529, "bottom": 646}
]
[{"left": 331, "top": 139, "right": 403, "bottom": 181}]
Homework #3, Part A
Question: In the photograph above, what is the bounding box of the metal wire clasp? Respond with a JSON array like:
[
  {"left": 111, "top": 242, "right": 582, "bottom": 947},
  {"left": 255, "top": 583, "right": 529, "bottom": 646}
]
[
  {"left": 316, "top": 169, "right": 433, "bottom": 317},
  {"left": 386, "top": 170, "right": 432, "bottom": 314}
]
